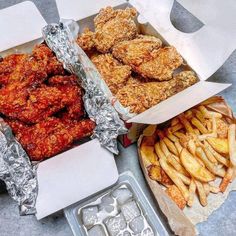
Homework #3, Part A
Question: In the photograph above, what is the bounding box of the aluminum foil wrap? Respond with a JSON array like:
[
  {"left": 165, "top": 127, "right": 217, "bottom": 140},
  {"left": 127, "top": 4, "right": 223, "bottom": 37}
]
[
  {"left": 0, "top": 118, "right": 37, "bottom": 215},
  {"left": 42, "top": 20, "right": 127, "bottom": 154}
]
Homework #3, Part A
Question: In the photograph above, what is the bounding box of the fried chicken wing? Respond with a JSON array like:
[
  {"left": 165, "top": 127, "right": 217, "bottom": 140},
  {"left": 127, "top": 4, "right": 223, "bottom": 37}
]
[
  {"left": 77, "top": 28, "right": 96, "bottom": 52},
  {"left": 0, "top": 45, "right": 74, "bottom": 123},
  {"left": 116, "top": 71, "right": 197, "bottom": 114},
  {"left": 91, "top": 53, "right": 132, "bottom": 94},
  {"left": 7, "top": 118, "right": 95, "bottom": 161},
  {"left": 93, "top": 7, "right": 138, "bottom": 53},
  {"left": 0, "top": 54, "right": 27, "bottom": 86},
  {"left": 113, "top": 40, "right": 183, "bottom": 81}
]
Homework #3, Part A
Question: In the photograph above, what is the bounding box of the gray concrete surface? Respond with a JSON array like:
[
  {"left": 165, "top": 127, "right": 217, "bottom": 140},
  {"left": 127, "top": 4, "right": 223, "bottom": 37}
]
[{"left": 0, "top": 1, "right": 236, "bottom": 236}]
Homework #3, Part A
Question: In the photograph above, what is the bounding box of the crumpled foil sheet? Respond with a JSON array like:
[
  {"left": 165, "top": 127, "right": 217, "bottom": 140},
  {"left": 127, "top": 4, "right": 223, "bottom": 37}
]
[
  {"left": 0, "top": 118, "right": 37, "bottom": 215},
  {"left": 42, "top": 20, "right": 127, "bottom": 154}
]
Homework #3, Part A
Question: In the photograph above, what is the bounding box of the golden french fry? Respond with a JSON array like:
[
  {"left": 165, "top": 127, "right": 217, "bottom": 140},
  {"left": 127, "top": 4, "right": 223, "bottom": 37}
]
[
  {"left": 188, "top": 139, "right": 196, "bottom": 156},
  {"left": 165, "top": 185, "right": 186, "bottom": 210},
  {"left": 195, "top": 180, "right": 208, "bottom": 206},
  {"left": 194, "top": 109, "right": 206, "bottom": 124},
  {"left": 198, "top": 105, "right": 222, "bottom": 118},
  {"left": 228, "top": 124, "right": 236, "bottom": 166},
  {"left": 207, "top": 137, "right": 229, "bottom": 154},
  {"left": 163, "top": 137, "right": 179, "bottom": 156},
  {"left": 160, "top": 140, "right": 180, "bottom": 163},
  {"left": 179, "top": 114, "right": 195, "bottom": 133},
  {"left": 187, "top": 179, "right": 196, "bottom": 207},
  {"left": 140, "top": 137, "right": 158, "bottom": 165},
  {"left": 191, "top": 117, "right": 208, "bottom": 134},
  {"left": 174, "top": 140, "right": 183, "bottom": 155},
  {"left": 202, "top": 141, "right": 218, "bottom": 163},
  {"left": 180, "top": 148, "right": 215, "bottom": 182},
  {"left": 159, "top": 157, "right": 189, "bottom": 201},
  {"left": 194, "top": 128, "right": 200, "bottom": 135},
  {"left": 175, "top": 171, "right": 191, "bottom": 185},
  {"left": 204, "top": 141, "right": 230, "bottom": 167},
  {"left": 174, "top": 131, "right": 186, "bottom": 139},
  {"left": 167, "top": 133, "right": 179, "bottom": 143},
  {"left": 148, "top": 164, "right": 161, "bottom": 182},
  {"left": 196, "top": 147, "right": 225, "bottom": 177},
  {"left": 171, "top": 117, "right": 179, "bottom": 127},
  {"left": 185, "top": 110, "right": 193, "bottom": 120},
  {"left": 155, "top": 142, "right": 167, "bottom": 160},
  {"left": 203, "top": 183, "right": 210, "bottom": 196},
  {"left": 143, "top": 125, "right": 157, "bottom": 136},
  {"left": 168, "top": 123, "right": 183, "bottom": 134},
  {"left": 219, "top": 167, "right": 234, "bottom": 192}
]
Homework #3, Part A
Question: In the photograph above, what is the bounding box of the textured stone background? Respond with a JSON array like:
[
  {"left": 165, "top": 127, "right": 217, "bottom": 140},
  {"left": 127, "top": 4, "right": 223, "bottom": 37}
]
[{"left": 0, "top": 1, "right": 235, "bottom": 236}]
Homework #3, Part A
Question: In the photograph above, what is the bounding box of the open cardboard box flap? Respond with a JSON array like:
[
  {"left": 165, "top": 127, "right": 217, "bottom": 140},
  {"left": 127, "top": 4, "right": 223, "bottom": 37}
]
[
  {"left": 56, "top": 0, "right": 235, "bottom": 124},
  {"left": 0, "top": 2, "right": 118, "bottom": 219}
]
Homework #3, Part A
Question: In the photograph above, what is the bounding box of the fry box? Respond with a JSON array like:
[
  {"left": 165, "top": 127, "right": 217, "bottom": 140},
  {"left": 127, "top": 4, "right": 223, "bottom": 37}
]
[
  {"left": 0, "top": 1, "right": 118, "bottom": 219},
  {"left": 138, "top": 96, "right": 236, "bottom": 236},
  {"left": 55, "top": 0, "right": 236, "bottom": 147}
]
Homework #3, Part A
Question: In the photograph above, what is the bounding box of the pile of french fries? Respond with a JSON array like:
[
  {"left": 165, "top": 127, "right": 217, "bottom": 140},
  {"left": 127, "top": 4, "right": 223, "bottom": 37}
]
[{"left": 140, "top": 101, "right": 236, "bottom": 209}]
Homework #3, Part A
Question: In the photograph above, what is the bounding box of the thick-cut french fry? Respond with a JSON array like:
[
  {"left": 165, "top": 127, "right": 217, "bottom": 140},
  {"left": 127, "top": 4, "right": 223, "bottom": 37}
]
[
  {"left": 207, "top": 137, "right": 229, "bottom": 154},
  {"left": 175, "top": 171, "right": 191, "bottom": 185},
  {"left": 193, "top": 109, "right": 206, "bottom": 124},
  {"left": 180, "top": 148, "right": 215, "bottom": 182},
  {"left": 228, "top": 124, "right": 236, "bottom": 166},
  {"left": 187, "top": 179, "right": 196, "bottom": 207},
  {"left": 195, "top": 180, "right": 207, "bottom": 206},
  {"left": 188, "top": 139, "right": 196, "bottom": 156},
  {"left": 160, "top": 140, "right": 180, "bottom": 163},
  {"left": 198, "top": 105, "right": 222, "bottom": 118},
  {"left": 166, "top": 154, "right": 189, "bottom": 176},
  {"left": 171, "top": 117, "right": 179, "bottom": 127},
  {"left": 140, "top": 137, "right": 159, "bottom": 165},
  {"left": 196, "top": 147, "right": 225, "bottom": 177},
  {"left": 163, "top": 137, "right": 178, "bottom": 156},
  {"left": 143, "top": 125, "right": 157, "bottom": 136},
  {"left": 174, "top": 140, "right": 183, "bottom": 155},
  {"left": 203, "top": 183, "right": 210, "bottom": 196},
  {"left": 205, "top": 141, "right": 230, "bottom": 167},
  {"left": 155, "top": 143, "right": 167, "bottom": 160},
  {"left": 202, "top": 141, "right": 218, "bottom": 163},
  {"left": 209, "top": 184, "right": 220, "bottom": 193},
  {"left": 167, "top": 133, "right": 179, "bottom": 143},
  {"left": 219, "top": 167, "right": 234, "bottom": 192},
  {"left": 174, "top": 131, "right": 186, "bottom": 139},
  {"left": 191, "top": 117, "right": 208, "bottom": 134},
  {"left": 185, "top": 110, "right": 193, "bottom": 120},
  {"left": 179, "top": 114, "right": 195, "bottom": 133},
  {"left": 159, "top": 157, "right": 189, "bottom": 201},
  {"left": 168, "top": 123, "right": 183, "bottom": 134}
]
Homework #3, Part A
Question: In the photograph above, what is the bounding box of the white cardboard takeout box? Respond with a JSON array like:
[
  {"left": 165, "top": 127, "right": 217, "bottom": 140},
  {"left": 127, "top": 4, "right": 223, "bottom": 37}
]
[
  {"left": 55, "top": 0, "right": 235, "bottom": 125},
  {"left": 0, "top": 1, "right": 118, "bottom": 220}
]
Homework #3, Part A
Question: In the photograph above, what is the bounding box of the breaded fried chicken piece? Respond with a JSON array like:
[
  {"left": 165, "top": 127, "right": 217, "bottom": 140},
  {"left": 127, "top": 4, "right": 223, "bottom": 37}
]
[
  {"left": 7, "top": 118, "right": 95, "bottom": 161},
  {"left": 112, "top": 35, "right": 162, "bottom": 66},
  {"left": 91, "top": 53, "right": 132, "bottom": 94},
  {"left": 93, "top": 7, "right": 138, "bottom": 52},
  {"left": 113, "top": 38, "right": 183, "bottom": 81},
  {"left": 77, "top": 28, "right": 96, "bottom": 51},
  {"left": 116, "top": 71, "right": 197, "bottom": 114}
]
